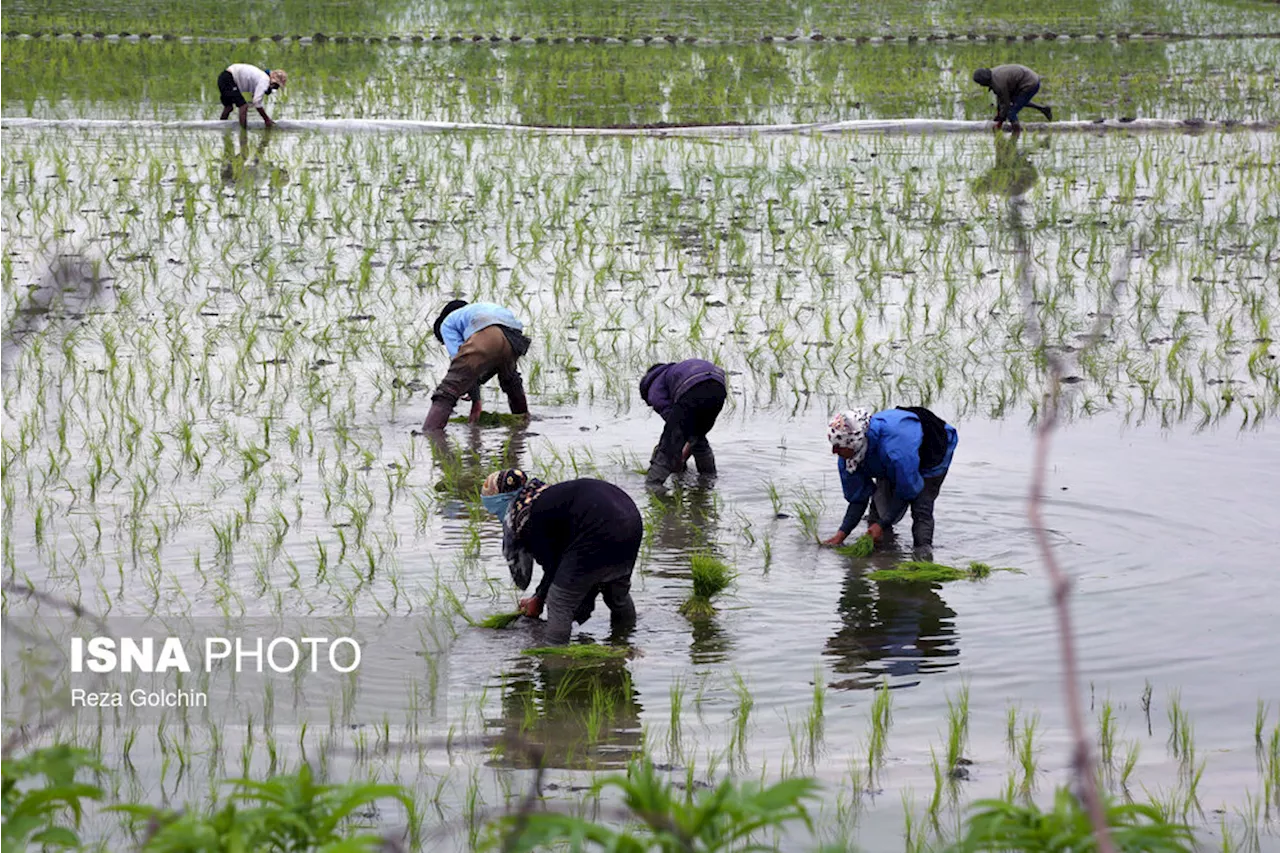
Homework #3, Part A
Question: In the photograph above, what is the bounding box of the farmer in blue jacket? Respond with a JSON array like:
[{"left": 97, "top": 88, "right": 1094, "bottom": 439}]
[
  {"left": 821, "top": 407, "right": 958, "bottom": 562},
  {"left": 639, "top": 359, "right": 728, "bottom": 486},
  {"left": 422, "top": 300, "right": 531, "bottom": 432}
]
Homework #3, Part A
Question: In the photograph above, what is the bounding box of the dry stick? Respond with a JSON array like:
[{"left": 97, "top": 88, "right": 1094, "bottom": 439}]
[{"left": 1010, "top": 198, "right": 1136, "bottom": 853}]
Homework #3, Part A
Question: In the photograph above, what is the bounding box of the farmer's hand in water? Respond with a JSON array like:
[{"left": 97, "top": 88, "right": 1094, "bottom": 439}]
[
  {"left": 468, "top": 396, "right": 483, "bottom": 424},
  {"left": 519, "top": 596, "right": 543, "bottom": 618},
  {"left": 867, "top": 523, "right": 884, "bottom": 543},
  {"left": 821, "top": 531, "right": 848, "bottom": 546}
]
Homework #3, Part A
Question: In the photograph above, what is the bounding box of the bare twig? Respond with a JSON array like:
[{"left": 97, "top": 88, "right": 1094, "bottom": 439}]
[{"left": 1011, "top": 198, "right": 1137, "bottom": 853}]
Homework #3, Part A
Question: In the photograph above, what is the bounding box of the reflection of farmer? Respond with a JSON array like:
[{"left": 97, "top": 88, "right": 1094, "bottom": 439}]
[
  {"left": 481, "top": 470, "right": 641, "bottom": 645},
  {"left": 825, "top": 569, "right": 959, "bottom": 689},
  {"left": 219, "top": 129, "right": 288, "bottom": 187},
  {"left": 821, "top": 407, "right": 958, "bottom": 562},
  {"left": 971, "top": 133, "right": 1039, "bottom": 197},
  {"left": 217, "top": 64, "right": 287, "bottom": 129},
  {"left": 972, "top": 64, "right": 1052, "bottom": 131},
  {"left": 422, "top": 300, "right": 531, "bottom": 432},
  {"left": 639, "top": 359, "right": 728, "bottom": 485},
  {"left": 489, "top": 659, "right": 643, "bottom": 770}
]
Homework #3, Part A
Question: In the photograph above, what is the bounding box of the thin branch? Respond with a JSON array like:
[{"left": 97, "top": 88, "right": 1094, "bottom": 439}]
[{"left": 1012, "top": 197, "right": 1136, "bottom": 853}]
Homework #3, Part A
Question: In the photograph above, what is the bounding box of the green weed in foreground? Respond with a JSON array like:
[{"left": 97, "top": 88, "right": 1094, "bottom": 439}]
[
  {"left": 868, "top": 561, "right": 1024, "bottom": 583},
  {"left": 947, "top": 786, "right": 1194, "bottom": 852}
]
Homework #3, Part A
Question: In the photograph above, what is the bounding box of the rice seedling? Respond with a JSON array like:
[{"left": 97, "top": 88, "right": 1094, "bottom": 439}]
[
  {"left": 679, "top": 553, "right": 735, "bottom": 617},
  {"left": 835, "top": 534, "right": 874, "bottom": 558},
  {"left": 867, "top": 560, "right": 1023, "bottom": 583},
  {"left": 521, "top": 644, "right": 629, "bottom": 662},
  {"left": 866, "top": 679, "right": 893, "bottom": 785}
]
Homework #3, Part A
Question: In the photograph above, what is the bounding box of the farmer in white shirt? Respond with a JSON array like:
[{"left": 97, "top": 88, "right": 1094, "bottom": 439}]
[{"left": 217, "top": 64, "right": 287, "bottom": 129}]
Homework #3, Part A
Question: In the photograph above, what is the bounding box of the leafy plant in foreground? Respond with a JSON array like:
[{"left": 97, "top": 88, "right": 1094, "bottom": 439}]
[
  {"left": 487, "top": 757, "right": 822, "bottom": 853},
  {"left": 946, "top": 786, "right": 1194, "bottom": 852},
  {"left": 1, "top": 744, "right": 104, "bottom": 851},
  {"left": 113, "top": 763, "right": 414, "bottom": 852}
]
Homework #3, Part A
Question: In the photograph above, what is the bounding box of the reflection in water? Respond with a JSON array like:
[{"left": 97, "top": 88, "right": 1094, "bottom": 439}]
[
  {"left": 1, "top": 252, "right": 112, "bottom": 377},
  {"left": 219, "top": 129, "right": 290, "bottom": 188},
  {"left": 823, "top": 567, "right": 959, "bottom": 690},
  {"left": 427, "top": 424, "right": 528, "bottom": 515},
  {"left": 971, "top": 133, "right": 1039, "bottom": 198},
  {"left": 484, "top": 656, "right": 643, "bottom": 770},
  {"left": 646, "top": 484, "right": 721, "bottom": 553},
  {"left": 642, "top": 486, "right": 734, "bottom": 663}
]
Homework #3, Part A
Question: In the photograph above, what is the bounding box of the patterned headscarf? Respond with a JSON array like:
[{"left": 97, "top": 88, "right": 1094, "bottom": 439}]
[
  {"left": 484, "top": 468, "right": 550, "bottom": 590},
  {"left": 828, "top": 409, "right": 872, "bottom": 473}
]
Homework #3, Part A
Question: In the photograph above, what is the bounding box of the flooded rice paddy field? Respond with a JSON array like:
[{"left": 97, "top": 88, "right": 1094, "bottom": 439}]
[
  {"left": 3, "top": 0, "right": 1280, "bottom": 848},
  {"left": 4, "top": 37, "right": 1280, "bottom": 126},
  {"left": 3, "top": 122, "right": 1278, "bottom": 847}
]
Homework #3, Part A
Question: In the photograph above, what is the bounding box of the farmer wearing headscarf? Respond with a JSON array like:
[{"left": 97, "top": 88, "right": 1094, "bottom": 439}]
[
  {"left": 481, "top": 469, "right": 641, "bottom": 645},
  {"left": 422, "top": 300, "right": 531, "bottom": 432},
  {"left": 972, "top": 64, "right": 1052, "bottom": 131},
  {"left": 639, "top": 359, "right": 728, "bottom": 485},
  {"left": 217, "top": 64, "right": 287, "bottom": 129},
  {"left": 822, "top": 407, "right": 959, "bottom": 562}
]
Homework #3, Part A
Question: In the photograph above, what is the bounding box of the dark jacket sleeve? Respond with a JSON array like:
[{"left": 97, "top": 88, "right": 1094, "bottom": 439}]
[
  {"left": 534, "top": 556, "right": 560, "bottom": 600},
  {"left": 645, "top": 369, "right": 675, "bottom": 416}
]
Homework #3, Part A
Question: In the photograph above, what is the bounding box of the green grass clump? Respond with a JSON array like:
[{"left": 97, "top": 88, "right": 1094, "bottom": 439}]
[
  {"left": 678, "top": 596, "right": 717, "bottom": 618},
  {"left": 690, "top": 554, "right": 735, "bottom": 599},
  {"left": 681, "top": 554, "right": 735, "bottom": 618},
  {"left": 522, "top": 644, "right": 629, "bottom": 661},
  {"left": 868, "top": 561, "right": 1024, "bottom": 583},
  {"left": 836, "top": 534, "right": 875, "bottom": 558},
  {"left": 477, "top": 611, "right": 524, "bottom": 629},
  {"left": 449, "top": 411, "right": 529, "bottom": 427}
]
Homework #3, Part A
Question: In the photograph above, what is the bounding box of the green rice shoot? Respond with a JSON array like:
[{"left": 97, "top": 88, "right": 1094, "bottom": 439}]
[
  {"left": 867, "top": 561, "right": 1025, "bottom": 584},
  {"left": 836, "top": 534, "right": 876, "bottom": 558},
  {"left": 690, "top": 554, "right": 735, "bottom": 599},
  {"left": 477, "top": 611, "right": 524, "bottom": 629},
  {"left": 522, "top": 644, "right": 629, "bottom": 661}
]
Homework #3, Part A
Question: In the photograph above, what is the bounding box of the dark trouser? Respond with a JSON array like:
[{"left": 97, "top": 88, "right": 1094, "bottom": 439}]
[
  {"left": 867, "top": 472, "right": 947, "bottom": 552},
  {"left": 647, "top": 380, "right": 726, "bottom": 484},
  {"left": 217, "top": 70, "right": 246, "bottom": 108},
  {"left": 1005, "top": 82, "right": 1049, "bottom": 123},
  {"left": 430, "top": 325, "right": 528, "bottom": 414},
  {"left": 543, "top": 562, "right": 637, "bottom": 646}
]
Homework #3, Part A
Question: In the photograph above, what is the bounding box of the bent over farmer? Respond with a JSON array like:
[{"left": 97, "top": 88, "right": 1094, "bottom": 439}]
[
  {"left": 821, "top": 407, "right": 958, "bottom": 562},
  {"left": 218, "top": 63, "right": 287, "bottom": 129},
  {"left": 639, "top": 359, "right": 728, "bottom": 485},
  {"left": 481, "top": 470, "right": 641, "bottom": 645},
  {"left": 422, "top": 300, "right": 530, "bottom": 432},
  {"left": 972, "top": 64, "right": 1052, "bottom": 130}
]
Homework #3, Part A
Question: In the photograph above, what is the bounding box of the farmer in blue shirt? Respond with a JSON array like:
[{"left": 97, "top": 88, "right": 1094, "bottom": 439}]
[
  {"left": 821, "top": 407, "right": 958, "bottom": 562},
  {"left": 639, "top": 359, "right": 728, "bottom": 486},
  {"left": 422, "top": 300, "right": 531, "bottom": 432}
]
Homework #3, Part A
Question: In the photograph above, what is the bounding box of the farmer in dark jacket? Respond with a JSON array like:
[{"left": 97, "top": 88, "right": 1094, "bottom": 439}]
[
  {"left": 481, "top": 470, "right": 641, "bottom": 645},
  {"left": 422, "top": 300, "right": 531, "bottom": 432},
  {"left": 639, "top": 359, "right": 728, "bottom": 485},
  {"left": 821, "top": 407, "right": 959, "bottom": 562},
  {"left": 973, "top": 64, "right": 1052, "bottom": 130}
]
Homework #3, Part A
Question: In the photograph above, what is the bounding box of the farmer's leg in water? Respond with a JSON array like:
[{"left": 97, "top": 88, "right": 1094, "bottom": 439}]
[
  {"left": 682, "top": 380, "right": 726, "bottom": 474},
  {"left": 1006, "top": 81, "right": 1050, "bottom": 126},
  {"left": 646, "top": 417, "right": 686, "bottom": 485},
  {"left": 908, "top": 474, "right": 946, "bottom": 562},
  {"left": 496, "top": 356, "right": 528, "bottom": 416},
  {"left": 600, "top": 565, "right": 637, "bottom": 635},
  {"left": 423, "top": 325, "right": 510, "bottom": 431}
]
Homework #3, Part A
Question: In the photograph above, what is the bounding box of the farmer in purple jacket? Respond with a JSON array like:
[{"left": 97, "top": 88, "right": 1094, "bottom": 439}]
[{"left": 639, "top": 359, "right": 728, "bottom": 486}]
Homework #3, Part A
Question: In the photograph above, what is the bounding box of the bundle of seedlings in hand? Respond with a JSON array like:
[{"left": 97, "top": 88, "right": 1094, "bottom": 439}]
[
  {"left": 837, "top": 534, "right": 875, "bottom": 558},
  {"left": 680, "top": 554, "right": 735, "bottom": 617},
  {"left": 477, "top": 610, "right": 524, "bottom": 629}
]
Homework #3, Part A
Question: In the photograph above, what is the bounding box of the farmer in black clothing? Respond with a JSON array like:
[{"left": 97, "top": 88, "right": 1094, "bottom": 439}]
[
  {"left": 639, "top": 359, "right": 728, "bottom": 485},
  {"left": 481, "top": 470, "right": 641, "bottom": 645},
  {"left": 972, "top": 64, "right": 1052, "bottom": 131}
]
